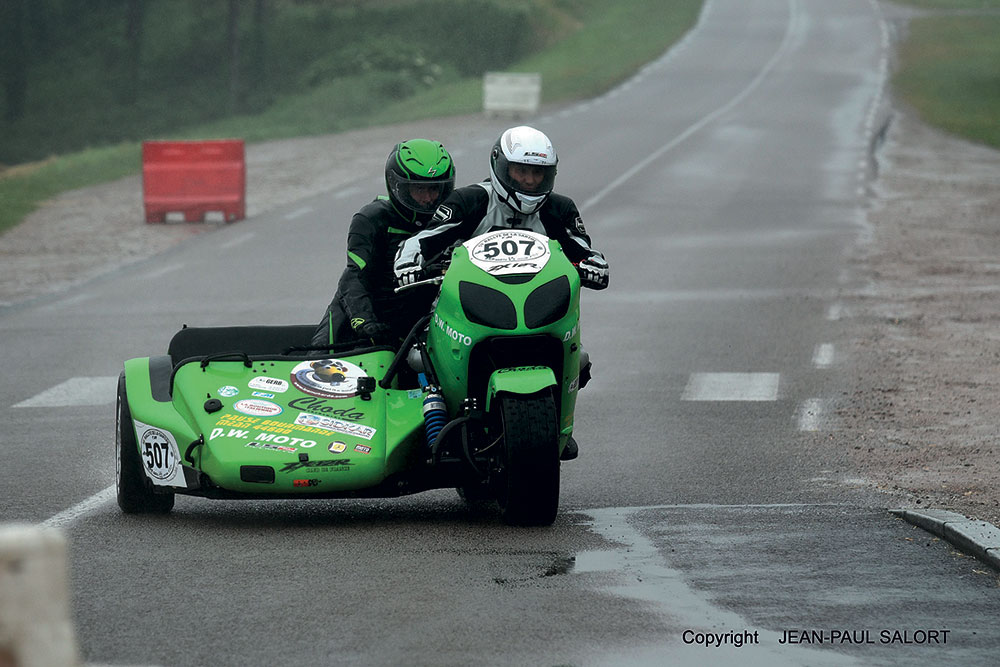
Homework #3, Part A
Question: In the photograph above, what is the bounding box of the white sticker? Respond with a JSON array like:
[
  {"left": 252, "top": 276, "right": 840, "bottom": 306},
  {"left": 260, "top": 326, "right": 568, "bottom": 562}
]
[
  {"left": 249, "top": 376, "right": 289, "bottom": 393},
  {"left": 233, "top": 399, "right": 283, "bottom": 417},
  {"left": 134, "top": 420, "right": 182, "bottom": 487},
  {"left": 464, "top": 230, "right": 551, "bottom": 276},
  {"left": 295, "top": 413, "right": 377, "bottom": 440}
]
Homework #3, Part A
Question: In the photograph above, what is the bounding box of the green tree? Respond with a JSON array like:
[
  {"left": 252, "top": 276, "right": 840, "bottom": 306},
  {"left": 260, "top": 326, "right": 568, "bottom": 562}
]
[{"left": 0, "top": 0, "right": 29, "bottom": 122}]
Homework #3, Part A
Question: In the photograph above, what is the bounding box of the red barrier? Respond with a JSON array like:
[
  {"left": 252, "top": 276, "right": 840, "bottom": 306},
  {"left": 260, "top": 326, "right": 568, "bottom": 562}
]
[{"left": 142, "top": 140, "right": 246, "bottom": 223}]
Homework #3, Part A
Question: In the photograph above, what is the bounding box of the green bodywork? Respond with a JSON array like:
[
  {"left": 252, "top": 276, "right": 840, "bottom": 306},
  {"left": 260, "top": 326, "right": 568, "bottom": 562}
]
[
  {"left": 428, "top": 238, "right": 581, "bottom": 448},
  {"left": 124, "top": 350, "right": 425, "bottom": 495},
  {"left": 121, "top": 232, "right": 582, "bottom": 498}
]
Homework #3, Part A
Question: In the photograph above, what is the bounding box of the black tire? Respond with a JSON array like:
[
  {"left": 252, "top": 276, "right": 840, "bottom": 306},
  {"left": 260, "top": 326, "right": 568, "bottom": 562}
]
[
  {"left": 116, "top": 373, "right": 174, "bottom": 514},
  {"left": 493, "top": 393, "right": 560, "bottom": 526}
]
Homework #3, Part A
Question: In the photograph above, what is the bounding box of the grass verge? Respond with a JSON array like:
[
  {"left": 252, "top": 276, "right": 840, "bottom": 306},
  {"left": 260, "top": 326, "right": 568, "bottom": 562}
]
[
  {"left": 890, "top": 1, "right": 1000, "bottom": 148},
  {"left": 0, "top": 0, "right": 702, "bottom": 237}
]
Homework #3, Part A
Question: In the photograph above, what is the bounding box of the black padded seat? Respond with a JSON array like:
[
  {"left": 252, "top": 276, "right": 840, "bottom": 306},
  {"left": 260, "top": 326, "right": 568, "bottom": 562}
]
[{"left": 167, "top": 325, "right": 316, "bottom": 366}]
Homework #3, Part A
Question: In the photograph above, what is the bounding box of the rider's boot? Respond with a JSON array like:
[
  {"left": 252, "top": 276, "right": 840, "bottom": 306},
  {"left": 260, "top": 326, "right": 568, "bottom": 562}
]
[
  {"left": 579, "top": 349, "right": 592, "bottom": 389},
  {"left": 561, "top": 350, "right": 592, "bottom": 461},
  {"left": 560, "top": 436, "right": 579, "bottom": 461}
]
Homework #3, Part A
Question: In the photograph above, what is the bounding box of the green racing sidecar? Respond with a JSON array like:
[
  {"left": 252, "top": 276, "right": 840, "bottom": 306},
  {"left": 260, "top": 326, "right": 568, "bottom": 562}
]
[{"left": 116, "top": 229, "right": 587, "bottom": 525}]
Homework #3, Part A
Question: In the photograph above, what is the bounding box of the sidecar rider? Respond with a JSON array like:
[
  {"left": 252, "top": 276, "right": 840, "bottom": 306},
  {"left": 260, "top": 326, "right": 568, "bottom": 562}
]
[
  {"left": 310, "top": 139, "right": 456, "bottom": 350},
  {"left": 393, "top": 126, "right": 609, "bottom": 460}
]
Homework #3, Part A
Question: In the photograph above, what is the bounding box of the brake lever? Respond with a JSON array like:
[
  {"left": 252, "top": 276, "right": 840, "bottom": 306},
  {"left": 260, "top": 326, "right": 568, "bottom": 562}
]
[{"left": 394, "top": 275, "right": 444, "bottom": 294}]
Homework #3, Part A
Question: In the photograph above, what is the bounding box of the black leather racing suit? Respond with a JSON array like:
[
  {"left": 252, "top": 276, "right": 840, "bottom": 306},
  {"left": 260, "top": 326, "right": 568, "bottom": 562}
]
[
  {"left": 310, "top": 197, "right": 434, "bottom": 348},
  {"left": 394, "top": 181, "right": 607, "bottom": 271}
]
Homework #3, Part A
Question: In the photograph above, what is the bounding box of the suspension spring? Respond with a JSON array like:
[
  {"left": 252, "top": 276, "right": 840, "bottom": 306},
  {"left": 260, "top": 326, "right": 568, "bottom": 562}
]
[{"left": 422, "top": 388, "right": 448, "bottom": 449}]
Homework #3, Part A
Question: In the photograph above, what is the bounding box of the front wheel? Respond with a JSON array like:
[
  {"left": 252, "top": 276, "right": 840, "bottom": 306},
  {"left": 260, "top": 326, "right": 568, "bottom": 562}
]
[
  {"left": 116, "top": 373, "right": 174, "bottom": 514},
  {"left": 492, "top": 393, "right": 560, "bottom": 526}
]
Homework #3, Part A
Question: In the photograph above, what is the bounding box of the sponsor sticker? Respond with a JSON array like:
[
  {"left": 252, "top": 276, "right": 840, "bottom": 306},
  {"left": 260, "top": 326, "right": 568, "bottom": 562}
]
[
  {"left": 245, "top": 441, "right": 297, "bottom": 453},
  {"left": 354, "top": 444, "right": 372, "bottom": 455},
  {"left": 249, "top": 376, "right": 289, "bottom": 393},
  {"left": 295, "top": 412, "right": 376, "bottom": 440},
  {"left": 290, "top": 358, "right": 367, "bottom": 399},
  {"left": 217, "top": 385, "right": 240, "bottom": 397},
  {"left": 328, "top": 441, "right": 347, "bottom": 453},
  {"left": 233, "top": 399, "right": 283, "bottom": 417}
]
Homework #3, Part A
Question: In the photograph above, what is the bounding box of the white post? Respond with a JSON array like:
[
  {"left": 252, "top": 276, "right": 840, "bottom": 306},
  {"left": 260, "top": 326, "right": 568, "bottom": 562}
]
[{"left": 0, "top": 524, "right": 80, "bottom": 667}]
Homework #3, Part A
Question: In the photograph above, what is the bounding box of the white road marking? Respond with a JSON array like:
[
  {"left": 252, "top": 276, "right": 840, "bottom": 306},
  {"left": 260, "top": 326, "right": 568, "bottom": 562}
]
[
  {"left": 37, "top": 292, "right": 96, "bottom": 312},
  {"left": 601, "top": 287, "right": 836, "bottom": 303},
  {"left": 13, "top": 377, "right": 118, "bottom": 408},
  {"left": 796, "top": 398, "right": 826, "bottom": 432},
  {"left": 142, "top": 263, "right": 184, "bottom": 280},
  {"left": 682, "top": 373, "right": 780, "bottom": 401},
  {"left": 283, "top": 206, "right": 313, "bottom": 220},
  {"left": 334, "top": 186, "right": 364, "bottom": 200},
  {"left": 812, "top": 343, "right": 835, "bottom": 368},
  {"left": 41, "top": 486, "right": 115, "bottom": 529},
  {"left": 580, "top": 503, "right": 857, "bottom": 665},
  {"left": 582, "top": 0, "right": 799, "bottom": 212},
  {"left": 220, "top": 231, "right": 255, "bottom": 249}
]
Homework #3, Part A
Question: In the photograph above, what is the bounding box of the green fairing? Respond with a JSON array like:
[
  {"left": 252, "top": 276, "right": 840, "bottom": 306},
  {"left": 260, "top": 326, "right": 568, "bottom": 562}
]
[{"left": 427, "top": 238, "right": 581, "bottom": 446}]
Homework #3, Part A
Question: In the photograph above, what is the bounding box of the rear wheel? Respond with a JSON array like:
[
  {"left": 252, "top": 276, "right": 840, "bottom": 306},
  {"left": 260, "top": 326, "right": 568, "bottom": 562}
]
[
  {"left": 116, "top": 373, "right": 174, "bottom": 514},
  {"left": 492, "top": 393, "right": 560, "bottom": 526}
]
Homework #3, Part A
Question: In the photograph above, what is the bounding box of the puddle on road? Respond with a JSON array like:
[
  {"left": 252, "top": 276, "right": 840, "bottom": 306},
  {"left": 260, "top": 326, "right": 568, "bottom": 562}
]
[{"left": 575, "top": 506, "right": 860, "bottom": 667}]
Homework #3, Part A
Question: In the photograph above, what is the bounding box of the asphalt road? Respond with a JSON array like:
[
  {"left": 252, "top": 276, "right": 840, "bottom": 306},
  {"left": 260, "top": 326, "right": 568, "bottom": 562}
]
[{"left": 2, "top": 0, "right": 999, "bottom": 665}]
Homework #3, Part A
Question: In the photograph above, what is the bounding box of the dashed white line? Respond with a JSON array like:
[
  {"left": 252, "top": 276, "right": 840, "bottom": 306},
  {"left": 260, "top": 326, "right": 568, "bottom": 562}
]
[
  {"left": 13, "top": 377, "right": 118, "bottom": 408},
  {"left": 812, "top": 343, "right": 835, "bottom": 369},
  {"left": 796, "top": 398, "right": 826, "bottom": 432},
  {"left": 334, "top": 186, "right": 364, "bottom": 200},
  {"left": 283, "top": 206, "right": 313, "bottom": 220},
  {"left": 682, "top": 373, "right": 780, "bottom": 401}
]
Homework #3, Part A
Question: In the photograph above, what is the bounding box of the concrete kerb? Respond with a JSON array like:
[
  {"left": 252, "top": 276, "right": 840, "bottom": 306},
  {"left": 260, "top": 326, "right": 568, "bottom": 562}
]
[{"left": 891, "top": 508, "right": 1000, "bottom": 571}]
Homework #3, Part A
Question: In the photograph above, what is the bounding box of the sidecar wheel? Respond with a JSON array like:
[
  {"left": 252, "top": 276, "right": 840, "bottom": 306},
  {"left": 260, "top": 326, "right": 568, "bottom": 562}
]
[
  {"left": 116, "top": 374, "right": 174, "bottom": 514},
  {"left": 493, "top": 393, "right": 559, "bottom": 526}
]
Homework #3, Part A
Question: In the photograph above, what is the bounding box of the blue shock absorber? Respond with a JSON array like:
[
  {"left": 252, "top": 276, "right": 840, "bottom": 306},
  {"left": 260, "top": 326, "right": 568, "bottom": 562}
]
[{"left": 422, "top": 387, "right": 448, "bottom": 449}]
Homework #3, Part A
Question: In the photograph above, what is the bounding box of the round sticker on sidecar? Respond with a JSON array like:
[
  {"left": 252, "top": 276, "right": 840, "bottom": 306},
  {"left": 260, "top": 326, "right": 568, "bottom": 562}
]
[
  {"left": 290, "top": 358, "right": 366, "bottom": 399},
  {"left": 465, "top": 230, "right": 551, "bottom": 276}
]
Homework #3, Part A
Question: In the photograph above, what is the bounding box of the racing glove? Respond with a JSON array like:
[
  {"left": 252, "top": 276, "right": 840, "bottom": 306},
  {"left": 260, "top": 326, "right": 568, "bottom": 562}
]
[
  {"left": 394, "top": 260, "right": 423, "bottom": 287},
  {"left": 352, "top": 318, "right": 394, "bottom": 345},
  {"left": 577, "top": 256, "right": 610, "bottom": 290}
]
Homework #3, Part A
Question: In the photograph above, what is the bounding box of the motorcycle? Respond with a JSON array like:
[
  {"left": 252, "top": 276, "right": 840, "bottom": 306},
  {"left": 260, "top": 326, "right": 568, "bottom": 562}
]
[{"left": 116, "top": 229, "right": 584, "bottom": 525}]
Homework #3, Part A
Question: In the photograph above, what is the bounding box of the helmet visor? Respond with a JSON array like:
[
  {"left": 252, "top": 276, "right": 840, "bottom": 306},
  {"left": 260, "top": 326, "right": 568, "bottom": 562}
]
[
  {"left": 388, "top": 172, "right": 454, "bottom": 214},
  {"left": 495, "top": 153, "right": 556, "bottom": 197}
]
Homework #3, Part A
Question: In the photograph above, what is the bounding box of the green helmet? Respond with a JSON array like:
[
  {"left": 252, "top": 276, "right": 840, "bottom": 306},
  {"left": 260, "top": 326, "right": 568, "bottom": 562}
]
[{"left": 385, "top": 139, "right": 455, "bottom": 225}]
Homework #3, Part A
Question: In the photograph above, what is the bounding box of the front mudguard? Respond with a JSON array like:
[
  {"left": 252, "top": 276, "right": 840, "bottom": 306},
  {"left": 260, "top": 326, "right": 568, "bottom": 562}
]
[
  {"left": 485, "top": 366, "right": 558, "bottom": 411},
  {"left": 485, "top": 366, "right": 578, "bottom": 458}
]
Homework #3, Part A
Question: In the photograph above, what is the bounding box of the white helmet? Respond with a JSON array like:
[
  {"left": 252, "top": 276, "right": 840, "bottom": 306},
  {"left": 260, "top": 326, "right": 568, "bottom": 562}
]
[{"left": 490, "top": 126, "right": 558, "bottom": 215}]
